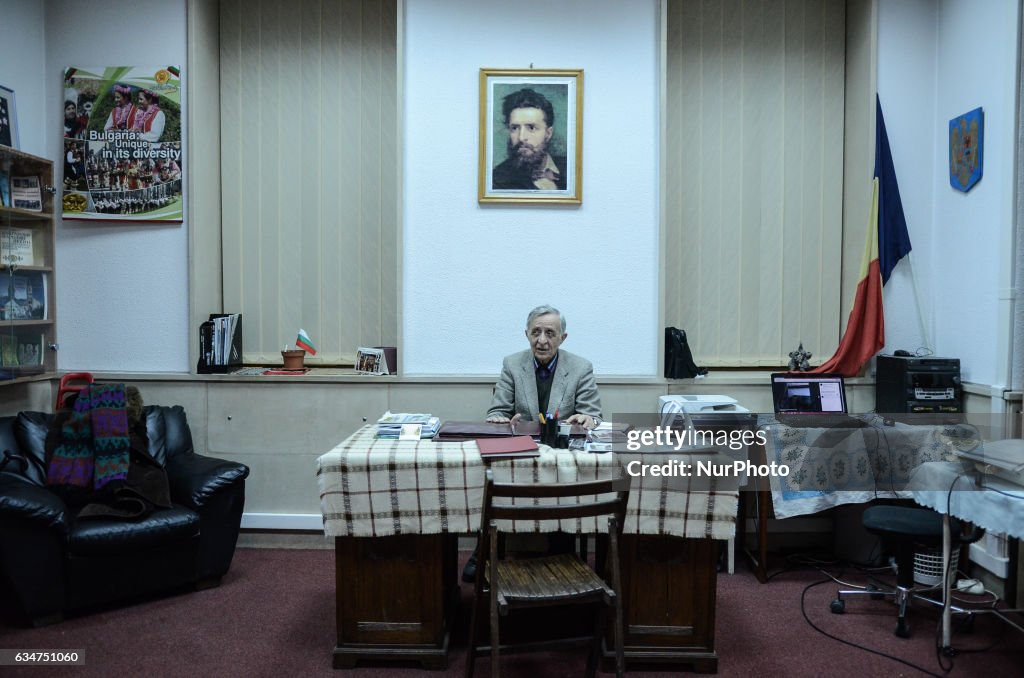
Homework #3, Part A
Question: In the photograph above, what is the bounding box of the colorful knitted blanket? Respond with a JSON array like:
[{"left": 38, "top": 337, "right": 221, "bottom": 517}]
[{"left": 46, "top": 383, "right": 130, "bottom": 491}]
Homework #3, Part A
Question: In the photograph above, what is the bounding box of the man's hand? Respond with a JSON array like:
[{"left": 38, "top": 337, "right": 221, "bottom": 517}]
[
  {"left": 486, "top": 415, "right": 510, "bottom": 423},
  {"left": 565, "top": 413, "right": 598, "bottom": 429}
]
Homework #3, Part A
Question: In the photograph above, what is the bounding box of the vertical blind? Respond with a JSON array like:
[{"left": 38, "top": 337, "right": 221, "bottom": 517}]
[
  {"left": 664, "top": 0, "right": 846, "bottom": 366},
  {"left": 219, "top": 0, "right": 398, "bottom": 365}
]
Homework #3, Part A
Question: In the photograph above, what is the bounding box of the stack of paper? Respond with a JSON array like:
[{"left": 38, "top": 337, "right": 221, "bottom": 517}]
[
  {"left": 588, "top": 421, "right": 634, "bottom": 444},
  {"left": 376, "top": 411, "right": 441, "bottom": 439}
]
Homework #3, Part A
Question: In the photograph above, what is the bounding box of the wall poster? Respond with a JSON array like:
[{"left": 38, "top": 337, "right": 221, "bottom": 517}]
[{"left": 62, "top": 66, "right": 183, "bottom": 222}]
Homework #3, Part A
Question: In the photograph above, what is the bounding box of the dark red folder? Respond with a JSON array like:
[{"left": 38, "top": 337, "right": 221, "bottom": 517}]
[{"left": 475, "top": 436, "right": 540, "bottom": 458}]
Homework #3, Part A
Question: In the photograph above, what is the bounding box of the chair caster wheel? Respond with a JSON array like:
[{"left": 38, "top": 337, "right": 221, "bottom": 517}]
[
  {"left": 830, "top": 599, "right": 845, "bottom": 614},
  {"left": 895, "top": 619, "right": 911, "bottom": 638},
  {"left": 868, "top": 584, "right": 885, "bottom": 600}
]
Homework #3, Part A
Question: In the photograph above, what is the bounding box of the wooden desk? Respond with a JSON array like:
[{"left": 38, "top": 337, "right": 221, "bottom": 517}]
[
  {"left": 742, "top": 418, "right": 959, "bottom": 581},
  {"left": 317, "top": 426, "right": 738, "bottom": 671}
]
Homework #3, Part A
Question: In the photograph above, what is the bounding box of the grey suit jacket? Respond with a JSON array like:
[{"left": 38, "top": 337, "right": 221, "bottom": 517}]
[{"left": 486, "top": 349, "right": 602, "bottom": 421}]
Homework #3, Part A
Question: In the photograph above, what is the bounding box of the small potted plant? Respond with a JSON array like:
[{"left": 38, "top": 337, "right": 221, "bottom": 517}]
[{"left": 281, "top": 329, "right": 316, "bottom": 370}]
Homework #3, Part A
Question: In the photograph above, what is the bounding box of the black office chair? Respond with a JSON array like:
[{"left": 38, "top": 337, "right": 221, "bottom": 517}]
[
  {"left": 465, "top": 469, "right": 629, "bottom": 678},
  {"left": 831, "top": 504, "right": 984, "bottom": 637}
]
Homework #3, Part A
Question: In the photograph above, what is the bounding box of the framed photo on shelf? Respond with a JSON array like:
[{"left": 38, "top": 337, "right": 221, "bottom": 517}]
[
  {"left": 0, "top": 270, "right": 47, "bottom": 321},
  {"left": 0, "top": 85, "right": 17, "bottom": 149},
  {"left": 478, "top": 68, "right": 583, "bottom": 205},
  {"left": 355, "top": 347, "right": 386, "bottom": 375},
  {"left": 11, "top": 175, "right": 42, "bottom": 211}
]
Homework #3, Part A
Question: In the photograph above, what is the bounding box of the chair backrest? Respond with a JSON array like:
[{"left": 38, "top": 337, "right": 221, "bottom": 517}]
[
  {"left": 480, "top": 468, "right": 630, "bottom": 537},
  {"left": 55, "top": 372, "right": 94, "bottom": 410}
]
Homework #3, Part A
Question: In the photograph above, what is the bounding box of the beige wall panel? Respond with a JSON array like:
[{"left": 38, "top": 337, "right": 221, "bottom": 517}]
[
  {"left": 0, "top": 381, "right": 53, "bottom": 416},
  {"left": 205, "top": 382, "right": 388, "bottom": 455},
  {"left": 599, "top": 384, "right": 669, "bottom": 418},
  {"left": 387, "top": 383, "right": 495, "bottom": 421},
  {"left": 231, "top": 451, "right": 324, "bottom": 514},
  {"left": 120, "top": 380, "right": 211, "bottom": 452}
]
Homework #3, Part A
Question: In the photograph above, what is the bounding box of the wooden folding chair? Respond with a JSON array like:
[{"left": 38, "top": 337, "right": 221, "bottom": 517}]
[{"left": 465, "top": 469, "right": 630, "bottom": 678}]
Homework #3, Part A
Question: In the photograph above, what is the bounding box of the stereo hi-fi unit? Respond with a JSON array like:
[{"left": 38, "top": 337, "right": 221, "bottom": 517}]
[{"left": 875, "top": 354, "right": 961, "bottom": 415}]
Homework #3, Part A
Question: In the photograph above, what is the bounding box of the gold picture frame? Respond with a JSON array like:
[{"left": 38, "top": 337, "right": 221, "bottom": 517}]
[{"left": 478, "top": 68, "right": 583, "bottom": 205}]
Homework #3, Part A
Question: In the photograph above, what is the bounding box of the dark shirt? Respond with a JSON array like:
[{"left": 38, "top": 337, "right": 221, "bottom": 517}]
[
  {"left": 492, "top": 154, "right": 568, "bottom": 190},
  {"left": 534, "top": 353, "right": 558, "bottom": 415}
]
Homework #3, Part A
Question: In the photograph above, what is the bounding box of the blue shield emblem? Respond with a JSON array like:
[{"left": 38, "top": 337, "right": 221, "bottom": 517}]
[{"left": 949, "top": 107, "right": 983, "bottom": 192}]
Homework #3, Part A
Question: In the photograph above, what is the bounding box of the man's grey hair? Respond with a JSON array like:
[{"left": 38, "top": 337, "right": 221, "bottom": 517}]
[{"left": 525, "top": 304, "right": 566, "bottom": 333}]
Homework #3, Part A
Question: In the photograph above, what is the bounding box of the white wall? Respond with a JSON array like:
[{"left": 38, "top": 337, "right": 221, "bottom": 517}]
[
  {"left": 931, "top": 0, "right": 1019, "bottom": 387},
  {"left": 402, "top": 0, "right": 660, "bottom": 375},
  {"left": 876, "top": 0, "right": 937, "bottom": 358},
  {"left": 0, "top": 0, "right": 47, "bottom": 156},
  {"left": 878, "top": 0, "right": 1019, "bottom": 387},
  {"left": 44, "top": 0, "right": 190, "bottom": 372}
]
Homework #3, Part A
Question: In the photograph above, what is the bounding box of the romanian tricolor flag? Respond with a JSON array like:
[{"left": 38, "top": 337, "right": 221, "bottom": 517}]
[
  {"left": 296, "top": 329, "right": 317, "bottom": 356},
  {"left": 813, "top": 97, "right": 911, "bottom": 376}
]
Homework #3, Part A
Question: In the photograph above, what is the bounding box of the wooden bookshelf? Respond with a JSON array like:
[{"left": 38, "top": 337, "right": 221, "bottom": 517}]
[{"left": 1, "top": 145, "right": 57, "bottom": 384}]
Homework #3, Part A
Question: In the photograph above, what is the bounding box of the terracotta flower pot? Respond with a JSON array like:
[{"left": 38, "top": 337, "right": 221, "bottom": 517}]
[{"left": 281, "top": 349, "right": 305, "bottom": 370}]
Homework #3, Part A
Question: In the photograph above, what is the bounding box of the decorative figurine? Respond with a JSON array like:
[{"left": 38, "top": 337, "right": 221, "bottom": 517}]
[{"left": 788, "top": 343, "right": 813, "bottom": 372}]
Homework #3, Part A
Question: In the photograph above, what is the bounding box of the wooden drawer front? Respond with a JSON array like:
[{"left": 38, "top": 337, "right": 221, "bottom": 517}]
[
  {"left": 335, "top": 534, "right": 454, "bottom": 646},
  {"left": 615, "top": 534, "right": 717, "bottom": 652}
]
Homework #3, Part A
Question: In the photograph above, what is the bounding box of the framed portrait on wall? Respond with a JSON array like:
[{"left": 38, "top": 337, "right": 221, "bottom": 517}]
[
  {"left": 0, "top": 85, "right": 18, "bottom": 149},
  {"left": 478, "top": 68, "right": 583, "bottom": 205}
]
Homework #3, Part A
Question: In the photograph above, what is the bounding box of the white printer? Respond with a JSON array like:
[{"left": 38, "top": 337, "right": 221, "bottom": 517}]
[{"left": 658, "top": 394, "right": 750, "bottom": 414}]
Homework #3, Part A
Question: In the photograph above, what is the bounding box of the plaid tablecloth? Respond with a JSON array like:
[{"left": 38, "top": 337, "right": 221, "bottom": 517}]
[{"left": 317, "top": 426, "right": 737, "bottom": 540}]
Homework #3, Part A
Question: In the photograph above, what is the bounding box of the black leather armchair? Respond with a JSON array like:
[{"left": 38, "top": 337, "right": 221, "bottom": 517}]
[{"left": 0, "top": 405, "right": 249, "bottom": 626}]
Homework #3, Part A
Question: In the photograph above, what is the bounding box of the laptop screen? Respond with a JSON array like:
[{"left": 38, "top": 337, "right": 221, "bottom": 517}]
[{"left": 770, "top": 373, "right": 848, "bottom": 414}]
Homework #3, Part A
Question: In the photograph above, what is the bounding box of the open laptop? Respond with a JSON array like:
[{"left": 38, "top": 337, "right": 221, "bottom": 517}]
[{"left": 770, "top": 373, "right": 867, "bottom": 430}]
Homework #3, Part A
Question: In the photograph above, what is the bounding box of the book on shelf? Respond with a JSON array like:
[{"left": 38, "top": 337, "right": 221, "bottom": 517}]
[
  {"left": 0, "top": 226, "right": 34, "bottom": 266},
  {"left": 11, "top": 175, "right": 42, "bottom": 211},
  {"left": 15, "top": 333, "right": 43, "bottom": 366},
  {"left": 0, "top": 335, "right": 15, "bottom": 366},
  {"left": 475, "top": 435, "right": 540, "bottom": 459},
  {"left": 0, "top": 270, "right": 46, "bottom": 320},
  {"left": 0, "top": 332, "right": 42, "bottom": 375},
  {"left": 196, "top": 312, "right": 242, "bottom": 373},
  {"left": 0, "top": 171, "right": 10, "bottom": 208}
]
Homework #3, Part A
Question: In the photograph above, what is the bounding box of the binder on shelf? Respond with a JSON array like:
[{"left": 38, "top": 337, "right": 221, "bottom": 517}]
[{"left": 197, "top": 313, "right": 242, "bottom": 374}]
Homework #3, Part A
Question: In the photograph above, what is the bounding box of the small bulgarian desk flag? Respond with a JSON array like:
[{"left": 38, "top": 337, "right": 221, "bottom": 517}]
[{"left": 295, "top": 329, "right": 316, "bottom": 355}]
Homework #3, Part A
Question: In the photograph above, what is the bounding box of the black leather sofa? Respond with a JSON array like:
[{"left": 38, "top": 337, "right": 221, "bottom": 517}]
[{"left": 0, "top": 405, "right": 249, "bottom": 626}]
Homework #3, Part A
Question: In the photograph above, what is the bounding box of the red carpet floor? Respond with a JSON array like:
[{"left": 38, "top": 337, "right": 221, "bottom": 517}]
[{"left": 0, "top": 548, "right": 1021, "bottom": 677}]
